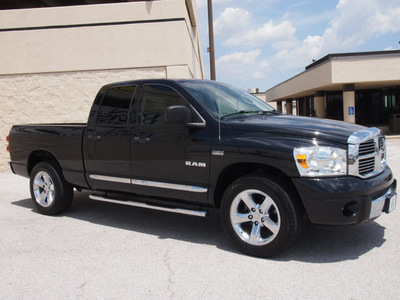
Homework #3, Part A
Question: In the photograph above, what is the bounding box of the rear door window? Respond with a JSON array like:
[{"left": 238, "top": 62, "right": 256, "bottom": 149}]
[{"left": 96, "top": 85, "right": 136, "bottom": 126}]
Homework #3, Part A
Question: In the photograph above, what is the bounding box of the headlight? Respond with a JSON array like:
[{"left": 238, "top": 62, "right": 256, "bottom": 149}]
[{"left": 293, "top": 146, "right": 347, "bottom": 177}]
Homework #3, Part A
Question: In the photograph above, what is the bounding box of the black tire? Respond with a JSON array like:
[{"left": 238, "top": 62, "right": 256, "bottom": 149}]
[
  {"left": 29, "top": 162, "right": 73, "bottom": 215},
  {"left": 220, "top": 174, "right": 304, "bottom": 257}
]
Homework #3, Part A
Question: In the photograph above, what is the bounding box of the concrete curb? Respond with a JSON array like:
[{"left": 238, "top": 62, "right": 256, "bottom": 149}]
[{"left": 386, "top": 135, "right": 400, "bottom": 139}]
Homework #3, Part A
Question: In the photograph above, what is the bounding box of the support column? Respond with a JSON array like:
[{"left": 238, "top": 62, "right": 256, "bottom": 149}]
[
  {"left": 277, "top": 101, "right": 282, "bottom": 112},
  {"left": 286, "top": 100, "right": 293, "bottom": 115},
  {"left": 343, "top": 84, "right": 355, "bottom": 123},
  {"left": 294, "top": 100, "right": 298, "bottom": 115},
  {"left": 314, "top": 91, "right": 325, "bottom": 118}
]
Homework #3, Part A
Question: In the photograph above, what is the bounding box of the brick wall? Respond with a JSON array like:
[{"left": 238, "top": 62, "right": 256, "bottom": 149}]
[{"left": 0, "top": 67, "right": 166, "bottom": 172}]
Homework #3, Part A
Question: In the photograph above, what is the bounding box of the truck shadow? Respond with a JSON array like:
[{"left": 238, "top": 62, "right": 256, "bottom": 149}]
[
  {"left": 12, "top": 191, "right": 386, "bottom": 263},
  {"left": 276, "top": 222, "right": 386, "bottom": 263}
]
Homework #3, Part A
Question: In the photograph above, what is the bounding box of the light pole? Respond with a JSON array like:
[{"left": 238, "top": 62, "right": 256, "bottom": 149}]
[{"left": 207, "top": 0, "right": 216, "bottom": 80}]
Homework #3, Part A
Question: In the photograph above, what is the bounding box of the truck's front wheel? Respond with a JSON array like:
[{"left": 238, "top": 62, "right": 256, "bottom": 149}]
[
  {"left": 30, "top": 162, "right": 73, "bottom": 215},
  {"left": 221, "top": 174, "right": 303, "bottom": 257}
]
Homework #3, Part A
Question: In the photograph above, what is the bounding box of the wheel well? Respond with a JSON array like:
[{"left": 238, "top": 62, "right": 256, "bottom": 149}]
[
  {"left": 27, "top": 150, "right": 61, "bottom": 176},
  {"left": 214, "top": 163, "right": 298, "bottom": 208}
]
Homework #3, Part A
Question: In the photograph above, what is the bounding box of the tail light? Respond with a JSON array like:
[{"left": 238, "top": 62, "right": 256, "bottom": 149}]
[{"left": 6, "top": 135, "right": 9, "bottom": 152}]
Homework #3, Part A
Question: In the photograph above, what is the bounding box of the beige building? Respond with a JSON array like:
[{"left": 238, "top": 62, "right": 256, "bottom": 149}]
[
  {"left": 266, "top": 50, "right": 400, "bottom": 132},
  {"left": 0, "top": 0, "right": 204, "bottom": 171},
  {"left": 249, "top": 88, "right": 277, "bottom": 111}
]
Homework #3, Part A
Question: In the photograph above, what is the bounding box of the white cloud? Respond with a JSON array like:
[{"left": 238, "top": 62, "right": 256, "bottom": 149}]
[
  {"left": 214, "top": 7, "right": 297, "bottom": 50},
  {"left": 385, "top": 46, "right": 400, "bottom": 51},
  {"left": 201, "top": 0, "right": 400, "bottom": 87},
  {"left": 322, "top": 0, "right": 400, "bottom": 52},
  {"left": 288, "top": 1, "right": 311, "bottom": 10},
  {"left": 275, "top": 35, "right": 323, "bottom": 70},
  {"left": 217, "top": 49, "right": 261, "bottom": 65},
  {"left": 214, "top": 7, "right": 251, "bottom": 37},
  {"left": 224, "top": 20, "right": 297, "bottom": 49},
  {"left": 216, "top": 49, "right": 271, "bottom": 80},
  {"left": 274, "top": 0, "right": 400, "bottom": 71}
]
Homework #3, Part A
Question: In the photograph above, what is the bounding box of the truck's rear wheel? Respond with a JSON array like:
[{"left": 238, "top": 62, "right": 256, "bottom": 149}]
[
  {"left": 221, "top": 174, "right": 303, "bottom": 257},
  {"left": 30, "top": 162, "right": 73, "bottom": 215}
]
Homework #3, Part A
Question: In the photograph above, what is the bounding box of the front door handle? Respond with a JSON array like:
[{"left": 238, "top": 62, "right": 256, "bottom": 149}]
[{"left": 88, "top": 135, "right": 102, "bottom": 141}]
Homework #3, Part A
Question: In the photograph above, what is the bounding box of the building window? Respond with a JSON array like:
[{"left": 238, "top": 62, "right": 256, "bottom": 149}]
[
  {"left": 297, "top": 97, "right": 314, "bottom": 117},
  {"left": 355, "top": 88, "right": 400, "bottom": 126},
  {"left": 355, "top": 90, "right": 381, "bottom": 126},
  {"left": 325, "top": 92, "right": 343, "bottom": 121}
]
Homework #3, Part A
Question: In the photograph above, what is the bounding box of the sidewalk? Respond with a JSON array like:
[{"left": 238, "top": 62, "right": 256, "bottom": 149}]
[{"left": 386, "top": 134, "right": 400, "bottom": 139}]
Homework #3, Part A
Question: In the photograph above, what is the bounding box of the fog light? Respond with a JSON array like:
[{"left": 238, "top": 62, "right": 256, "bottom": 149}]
[{"left": 342, "top": 201, "right": 359, "bottom": 217}]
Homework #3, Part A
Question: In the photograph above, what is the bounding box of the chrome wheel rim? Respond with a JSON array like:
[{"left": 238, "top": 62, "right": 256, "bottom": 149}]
[
  {"left": 33, "top": 171, "right": 55, "bottom": 208},
  {"left": 230, "top": 189, "right": 281, "bottom": 246}
]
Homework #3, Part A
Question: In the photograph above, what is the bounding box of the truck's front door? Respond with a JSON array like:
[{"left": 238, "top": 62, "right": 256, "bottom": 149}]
[
  {"left": 130, "top": 83, "right": 211, "bottom": 204},
  {"left": 84, "top": 84, "right": 137, "bottom": 193}
]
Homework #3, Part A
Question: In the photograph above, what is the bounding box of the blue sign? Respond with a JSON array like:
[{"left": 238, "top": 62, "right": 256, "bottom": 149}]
[{"left": 348, "top": 106, "right": 355, "bottom": 116}]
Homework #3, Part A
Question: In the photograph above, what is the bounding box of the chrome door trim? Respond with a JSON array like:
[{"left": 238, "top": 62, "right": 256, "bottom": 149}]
[
  {"left": 131, "top": 179, "right": 208, "bottom": 193},
  {"left": 89, "top": 174, "right": 208, "bottom": 193},
  {"left": 89, "top": 174, "right": 131, "bottom": 184}
]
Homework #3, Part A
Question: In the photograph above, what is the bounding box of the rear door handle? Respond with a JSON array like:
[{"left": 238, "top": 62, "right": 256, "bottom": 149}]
[
  {"left": 133, "top": 137, "right": 150, "bottom": 144},
  {"left": 88, "top": 135, "right": 102, "bottom": 141}
]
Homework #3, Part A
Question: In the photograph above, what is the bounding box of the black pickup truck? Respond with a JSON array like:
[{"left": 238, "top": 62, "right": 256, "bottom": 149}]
[{"left": 7, "top": 79, "right": 397, "bottom": 257}]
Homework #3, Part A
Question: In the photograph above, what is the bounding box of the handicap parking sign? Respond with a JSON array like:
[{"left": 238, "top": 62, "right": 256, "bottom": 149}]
[{"left": 348, "top": 106, "right": 355, "bottom": 116}]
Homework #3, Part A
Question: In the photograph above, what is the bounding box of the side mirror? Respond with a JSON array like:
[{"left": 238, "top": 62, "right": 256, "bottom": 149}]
[{"left": 165, "top": 105, "right": 191, "bottom": 124}]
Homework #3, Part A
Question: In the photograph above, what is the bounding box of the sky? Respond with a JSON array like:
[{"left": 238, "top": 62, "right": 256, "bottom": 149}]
[{"left": 195, "top": 0, "right": 400, "bottom": 91}]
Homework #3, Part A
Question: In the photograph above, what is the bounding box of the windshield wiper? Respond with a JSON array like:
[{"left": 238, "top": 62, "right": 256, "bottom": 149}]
[
  {"left": 221, "top": 110, "right": 261, "bottom": 119},
  {"left": 262, "top": 110, "right": 281, "bottom": 115}
]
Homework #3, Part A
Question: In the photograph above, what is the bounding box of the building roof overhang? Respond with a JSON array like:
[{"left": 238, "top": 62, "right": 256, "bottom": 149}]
[{"left": 266, "top": 50, "right": 400, "bottom": 102}]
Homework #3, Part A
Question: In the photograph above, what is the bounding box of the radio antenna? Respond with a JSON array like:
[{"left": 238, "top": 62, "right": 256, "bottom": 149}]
[{"left": 218, "top": 85, "right": 222, "bottom": 143}]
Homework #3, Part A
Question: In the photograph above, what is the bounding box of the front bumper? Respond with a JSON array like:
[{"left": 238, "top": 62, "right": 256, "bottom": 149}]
[{"left": 292, "top": 167, "right": 396, "bottom": 226}]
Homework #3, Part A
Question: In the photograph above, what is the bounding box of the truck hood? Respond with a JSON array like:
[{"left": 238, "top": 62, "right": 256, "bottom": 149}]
[{"left": 228, "top": 114, "right": 365, "bottom": 144}]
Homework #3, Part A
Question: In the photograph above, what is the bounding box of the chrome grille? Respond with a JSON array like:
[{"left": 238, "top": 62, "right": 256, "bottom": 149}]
[
  {"left": 359, "top": 140, "right": 375, "bottom": 156},
  {"left": 348, "top": 128, "right": 386, "bottom": 178},
  {"left": 379, "top": 137, "right": 385, "bottom": 161},
  {"left": 359, "top": 157, "right": 375, "bottom": 175}
]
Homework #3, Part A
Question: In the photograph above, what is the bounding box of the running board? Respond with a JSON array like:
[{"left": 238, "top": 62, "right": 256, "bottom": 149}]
[{"left": 89, "top": 195, "right": 207, "bottom": 218}]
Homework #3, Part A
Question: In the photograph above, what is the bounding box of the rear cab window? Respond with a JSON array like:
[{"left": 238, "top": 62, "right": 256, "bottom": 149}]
[{"left": 96, "top": 85, "right": 137, "bottom": 126}]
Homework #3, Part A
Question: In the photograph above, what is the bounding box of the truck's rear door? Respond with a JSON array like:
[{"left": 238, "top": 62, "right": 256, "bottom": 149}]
[{"left": 83, "top": 84, "right": 137, "bottom": 193}]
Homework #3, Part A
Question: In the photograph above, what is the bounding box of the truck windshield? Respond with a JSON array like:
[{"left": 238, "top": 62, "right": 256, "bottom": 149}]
[{"left": 181, "top": 80, "right": 275, "bottom": 118}]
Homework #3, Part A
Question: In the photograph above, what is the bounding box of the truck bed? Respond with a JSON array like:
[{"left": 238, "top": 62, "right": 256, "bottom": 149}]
[{"left": 9, "top": 123, "right": 88, "bottom": 188}]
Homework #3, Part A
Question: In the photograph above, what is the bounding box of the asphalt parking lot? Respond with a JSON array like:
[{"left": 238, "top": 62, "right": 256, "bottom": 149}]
[{"left": 1, "top": 138, "right": 399, "bottom": 299}]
